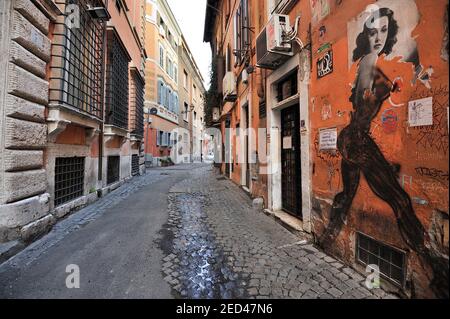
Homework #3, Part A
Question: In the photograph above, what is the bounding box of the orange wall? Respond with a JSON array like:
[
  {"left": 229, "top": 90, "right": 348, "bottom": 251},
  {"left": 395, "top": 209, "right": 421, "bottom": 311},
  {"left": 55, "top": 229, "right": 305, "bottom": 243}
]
[{"left": 309, "top": 0, "right": 448, "bottom": 298}]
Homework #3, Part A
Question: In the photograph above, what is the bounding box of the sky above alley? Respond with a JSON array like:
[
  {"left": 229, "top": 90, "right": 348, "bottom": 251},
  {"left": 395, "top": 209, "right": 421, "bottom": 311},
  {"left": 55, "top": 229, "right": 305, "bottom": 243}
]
[{"left": 167, "top": 0, "right": 212, "bottom": 89}]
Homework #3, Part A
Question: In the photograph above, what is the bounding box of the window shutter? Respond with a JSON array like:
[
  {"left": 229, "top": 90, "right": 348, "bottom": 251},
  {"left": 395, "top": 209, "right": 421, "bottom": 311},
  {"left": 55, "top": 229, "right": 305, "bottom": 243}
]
[
  {"left": 157, "top": 80, "right": 162, "bottom": 105},
  {"left": 156, "top": 130, "right": 160, "bottom": 146}
]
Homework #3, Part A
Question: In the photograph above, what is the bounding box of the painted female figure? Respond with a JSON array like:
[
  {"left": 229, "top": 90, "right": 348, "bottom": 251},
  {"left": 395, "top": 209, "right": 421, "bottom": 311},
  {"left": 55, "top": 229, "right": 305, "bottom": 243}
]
[{"left": 319, "top": 8, "right": 448, "bottom": 297}]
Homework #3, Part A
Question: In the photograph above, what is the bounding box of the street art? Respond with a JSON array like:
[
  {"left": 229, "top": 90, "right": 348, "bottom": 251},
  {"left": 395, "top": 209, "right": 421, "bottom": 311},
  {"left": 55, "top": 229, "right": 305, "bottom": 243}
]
[
  {"left": 381, "top": 108, "right": 398, "bottom": 133},
  {"left": 311, "top": 0, "right": 330, "bottom": 26},
  {"left": 319, "top": 1, "right": 449, "bottom": 298},
  {"left": 410, "top": 84, "right": 449, "bottom": 154},
  {"left": 441, "top": 3, "right": 449, "bottom": 61},
  {"left": 317, "top": 50, "right": 333, "bottom": 78}
]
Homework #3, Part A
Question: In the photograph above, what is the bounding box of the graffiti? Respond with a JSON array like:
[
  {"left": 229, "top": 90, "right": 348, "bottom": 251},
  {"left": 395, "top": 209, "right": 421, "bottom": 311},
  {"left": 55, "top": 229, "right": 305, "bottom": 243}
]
[
  {"left": 441, "top": 3, "right": 449, "bottom": 61},
  {"left": 320, "top": 1, "right": 448, "bottom": 298},
  {"left": 400, "top": 174, "right": 413, "bottom": 189},
  {"left": 319, "top": 25, "right": 327, "bottom": 39},
  {"left": 412, "top": 197, "right": 429, "bottom": 206},
  {"left": 337, "top": 110, "right": 346, "bottom": 117},
  {"left": 317, "top": 50, "right": 333, "bottom": 78},
  {"left": 420, "top": 181, "right": 448, "bottom": 194},
  {"left": 311, "top": 0, "right": 330, "bottom": 25},
  {"left": 314, "top": 133, "right": 341, "bottom": 191},
  {"left": 321, "top": 101, "right": 332, "bottom": 120},
  {"left": 410, "top": 85, "right": 449, "bottom": 154},
  {"left": 415, "top": 167, "right": 449, "bottom": 182},
  {"left": 381, "top": 108, "right": 398, "bottom": 133}
]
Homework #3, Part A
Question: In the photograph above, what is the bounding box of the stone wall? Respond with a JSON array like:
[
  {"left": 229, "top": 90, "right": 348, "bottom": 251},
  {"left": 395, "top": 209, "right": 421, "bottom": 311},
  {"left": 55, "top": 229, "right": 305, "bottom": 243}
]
[{"left": 0, "top": 0, "right": 58, "bottom": 243}]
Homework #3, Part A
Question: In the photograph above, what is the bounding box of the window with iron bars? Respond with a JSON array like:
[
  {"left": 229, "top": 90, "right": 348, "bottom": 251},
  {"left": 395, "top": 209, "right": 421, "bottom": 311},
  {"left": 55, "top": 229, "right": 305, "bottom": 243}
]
[
  {"left": 105, "top": 29, "right": 130, "bottom": 130},
  {"left": 131, "top": 154, "right": 140, "bottom": 176},
  {"left": 54, "top": 157, "right": 85, "bottom": 207},
  {"left": 356, "top": 232, "right": 406, "bottom": 287},
  {"left": 49, "top": 0, "right": 105, "bottom": 119},
  {"left": 130, "top": 69, "right": 145, "bottom": 137}
]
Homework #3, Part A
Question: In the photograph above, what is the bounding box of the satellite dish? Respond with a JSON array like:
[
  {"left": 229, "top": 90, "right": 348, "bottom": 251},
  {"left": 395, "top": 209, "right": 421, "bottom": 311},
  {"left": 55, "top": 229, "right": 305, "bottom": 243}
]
[{"left": 150, "top": 108, "right": 158, "bottom": 115}]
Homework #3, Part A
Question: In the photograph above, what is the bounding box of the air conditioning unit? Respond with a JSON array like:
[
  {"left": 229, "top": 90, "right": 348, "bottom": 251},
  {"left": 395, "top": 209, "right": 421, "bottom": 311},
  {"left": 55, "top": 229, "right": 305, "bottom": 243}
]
[
  {"left": 256, "top": 14, "right": 294, "bottom": 69},
  {"left": 223, "top": 72, "right": 237, "bottom": 102}
]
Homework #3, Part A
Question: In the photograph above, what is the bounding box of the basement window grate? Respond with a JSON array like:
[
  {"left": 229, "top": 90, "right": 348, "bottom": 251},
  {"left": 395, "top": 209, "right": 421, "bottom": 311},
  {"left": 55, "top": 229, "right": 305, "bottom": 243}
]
[
  {"left": 107, "top": 156, "right": 120, "bottom": 185},
  {"left": 356, "top": 232, "right": 406, "bottom": 287},
  {"left": 54, "top": 157, "right": 85, "bottom": 207},
  {"left": 131, "top": 154, "right": 140, "bottom": 176}
]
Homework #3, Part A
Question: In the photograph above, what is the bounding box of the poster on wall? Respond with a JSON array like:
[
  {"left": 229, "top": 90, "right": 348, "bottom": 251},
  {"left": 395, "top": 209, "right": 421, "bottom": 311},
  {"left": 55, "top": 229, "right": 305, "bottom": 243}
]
[
  {"left": 311, "top": 0, "right": 330, "bottom": 26},
  {"left": 283, "top": 136, "right": 292, "bottom": 149},
  {"left": 319, "top": 128, "right": 337, "bottom": 150},
  {"left": 347, "top": 0, "right": 422, "bottom": 77},
  {"left": 317, "top": 50, "right": 333, "bottom": 78},
  {"left": 408, "top": 97, "right": 433, "bottom": 127}
]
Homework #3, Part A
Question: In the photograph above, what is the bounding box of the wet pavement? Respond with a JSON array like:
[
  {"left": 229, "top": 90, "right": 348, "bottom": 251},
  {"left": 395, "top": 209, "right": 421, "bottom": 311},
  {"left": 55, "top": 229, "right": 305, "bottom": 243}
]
[
  {"left": 0, "top": 163, "right": 399, "bottom": 299},
  {"left": 160, "top": 193, "right": 245, "bottom": 299},
  {"left": 160, "top": 165, "right": 399, "bottom": 299}
]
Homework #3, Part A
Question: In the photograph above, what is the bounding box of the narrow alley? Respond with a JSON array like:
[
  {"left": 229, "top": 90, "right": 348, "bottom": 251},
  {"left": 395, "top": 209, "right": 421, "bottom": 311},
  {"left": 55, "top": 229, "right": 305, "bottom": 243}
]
[{"left": 0, "top": 164, "right": 396, "bottom": 299}]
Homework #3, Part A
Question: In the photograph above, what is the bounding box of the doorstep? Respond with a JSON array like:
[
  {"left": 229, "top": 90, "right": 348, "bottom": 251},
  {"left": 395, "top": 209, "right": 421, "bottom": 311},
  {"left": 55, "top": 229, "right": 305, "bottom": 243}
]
[{"left": 263, "top": 209, "right": 313, "bottom": 241}]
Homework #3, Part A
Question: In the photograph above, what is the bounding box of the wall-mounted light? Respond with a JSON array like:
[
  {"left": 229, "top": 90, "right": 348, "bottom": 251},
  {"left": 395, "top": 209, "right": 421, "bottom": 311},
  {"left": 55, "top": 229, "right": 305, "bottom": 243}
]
[{"left": 87, "top": 5, "right": 111, "bottom": 21}]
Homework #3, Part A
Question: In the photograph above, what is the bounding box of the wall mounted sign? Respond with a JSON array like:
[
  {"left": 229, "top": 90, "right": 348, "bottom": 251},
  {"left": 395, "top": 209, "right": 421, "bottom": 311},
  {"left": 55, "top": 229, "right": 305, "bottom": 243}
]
[
  {"left": 317, "top": 50, "right": 333, "bottom": 78},
  {"left": 408, "top": 97, "right": 433, "bottom": 127},
  {"left": 319, "top": 127, "right": 337, "bottom": 150},
  {"left": 283, "top": 136, "right": 292, "bottom": 150}
]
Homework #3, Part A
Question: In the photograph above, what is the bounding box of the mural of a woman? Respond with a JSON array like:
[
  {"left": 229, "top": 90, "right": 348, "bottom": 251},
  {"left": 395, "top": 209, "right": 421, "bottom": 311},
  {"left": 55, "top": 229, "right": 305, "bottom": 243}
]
[{"left": 319, "top": 8, "right": 448, "bottom": 298}]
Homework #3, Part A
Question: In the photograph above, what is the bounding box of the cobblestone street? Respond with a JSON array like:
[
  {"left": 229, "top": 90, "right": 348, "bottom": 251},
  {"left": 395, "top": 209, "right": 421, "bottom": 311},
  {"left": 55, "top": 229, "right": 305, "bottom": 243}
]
[
  {"left": 160, "top": 165, "right": 397, "bottom": 299},
  {"left": 0, "top": 164, "right": 398, "bottom": 299}
]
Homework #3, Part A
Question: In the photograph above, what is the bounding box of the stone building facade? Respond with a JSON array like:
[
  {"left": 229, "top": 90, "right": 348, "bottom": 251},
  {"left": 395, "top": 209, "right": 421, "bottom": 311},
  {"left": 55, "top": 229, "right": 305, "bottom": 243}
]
[
  {"left": 0, "top": 0, "right": 146, "bottom": 258},
  {"left": 204, "top": 0, "right": 449, "bottom": 298}
]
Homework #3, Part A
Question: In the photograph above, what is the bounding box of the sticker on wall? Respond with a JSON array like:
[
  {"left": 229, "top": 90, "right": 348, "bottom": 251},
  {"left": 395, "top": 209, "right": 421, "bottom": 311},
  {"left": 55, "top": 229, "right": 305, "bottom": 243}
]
[
  {"left": 317, "top": 50, "right": 333, "bottom": 78},
  {"left": 381, "top": 108, "right": 398, "bottom": 133},
  {"left": 319, "top": 127, "right": 337, "bottom": 150},
  {"left": 408, "top": 97, "right": 433, "bottom": 127},
  {"left": 283, "top": 136, "right": 292, "bottom": 150}
]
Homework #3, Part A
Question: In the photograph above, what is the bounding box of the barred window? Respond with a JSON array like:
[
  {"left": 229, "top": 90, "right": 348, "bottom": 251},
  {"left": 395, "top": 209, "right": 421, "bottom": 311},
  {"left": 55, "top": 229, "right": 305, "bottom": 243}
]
[
  {"left": 54, "top": 157, "right": 85, "bottom": 207},
  {"left": 131, "top": 154, "right": 140, "bottom": 176},
  {"left": 130, "top": 69, "right": 145, "bottom": 137},
  {"left": 105, "top": 29, "right": 131, "bottom": 130},
  {"left": 49, "top": 0, "right": 105, "bottom": 118},
  {"left": 357, "top": 233, "right": 406, "bottom": 286}
]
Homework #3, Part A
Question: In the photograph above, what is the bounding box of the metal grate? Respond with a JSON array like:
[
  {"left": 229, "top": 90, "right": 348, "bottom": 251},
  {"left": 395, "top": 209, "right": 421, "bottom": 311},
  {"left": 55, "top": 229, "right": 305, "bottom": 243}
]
[
  {"left": 105, "top": 29, "right": 130, "bottom": 130},
  {"left": 107, "top": 156, "right": 120, "bottom": 185},
  {"left": 54, "top": 157, "right": 85, "bottom": 207},
  {"left": 357, "top": 233, "right": 406, "bottom": 286},
  {"left": 130, "top": 69, "right": 145, "bottom": 137},
  {"left": 50, "top": 0, "right": 105, "bottom": 118},
  {"left": 131, "top": 154, "right": 140, "bottom": 176}
]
